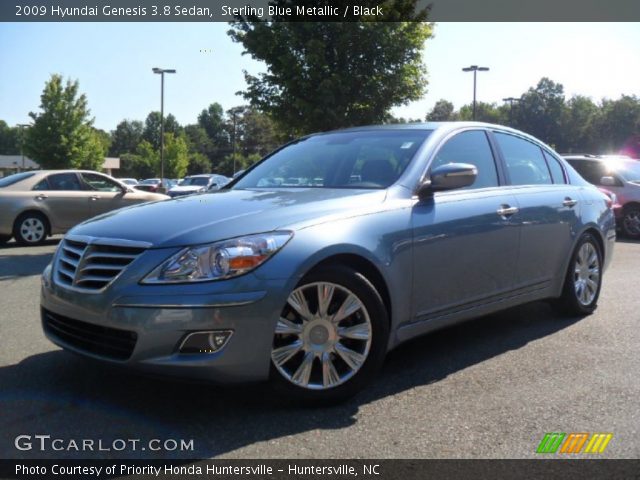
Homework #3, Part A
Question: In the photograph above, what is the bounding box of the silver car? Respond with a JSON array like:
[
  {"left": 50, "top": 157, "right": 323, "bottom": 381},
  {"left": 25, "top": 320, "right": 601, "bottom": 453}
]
[
  {"left": 40, "top": 123, "right": 615, "bottom": 403},
  {"left": 0, "top": 170, "right": 167, "bottom": 245}
]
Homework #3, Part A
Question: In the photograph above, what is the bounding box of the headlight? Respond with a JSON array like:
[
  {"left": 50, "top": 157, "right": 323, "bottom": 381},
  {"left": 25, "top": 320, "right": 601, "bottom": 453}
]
[{"left": 141, "top": 231, "right": 293, "bottom": 284}]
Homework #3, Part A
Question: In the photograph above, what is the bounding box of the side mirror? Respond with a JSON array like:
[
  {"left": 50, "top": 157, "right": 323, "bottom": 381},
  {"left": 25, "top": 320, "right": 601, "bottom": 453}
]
[
  {"left": 600, "top": 176, "right": 616, "bottom": 187},
  {"left": 417, "top": 163, "right": 478, "bottom": 199}
]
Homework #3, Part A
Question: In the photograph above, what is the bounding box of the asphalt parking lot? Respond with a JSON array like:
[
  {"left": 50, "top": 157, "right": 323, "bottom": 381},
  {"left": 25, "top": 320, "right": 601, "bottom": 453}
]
[{"left": 0, "top": 237, "right": 639, "bottom": 460}]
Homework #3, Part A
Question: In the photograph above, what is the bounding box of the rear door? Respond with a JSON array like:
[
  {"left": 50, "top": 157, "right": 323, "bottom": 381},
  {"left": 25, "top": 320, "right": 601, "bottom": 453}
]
[
  {"left": 32, "top": 172, "right": 93, "bottom": 230},
  {"left": 411, "top": 129, "right": 520, "bottom": 320},
  {"left": 492, "top": 132, "right": 580, "bottom": 288}
]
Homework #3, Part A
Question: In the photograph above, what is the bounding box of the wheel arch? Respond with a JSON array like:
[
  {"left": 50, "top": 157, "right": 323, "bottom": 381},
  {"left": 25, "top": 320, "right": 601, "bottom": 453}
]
[{"left": 304, "top": 253, "right": 393, "bottom": 328}]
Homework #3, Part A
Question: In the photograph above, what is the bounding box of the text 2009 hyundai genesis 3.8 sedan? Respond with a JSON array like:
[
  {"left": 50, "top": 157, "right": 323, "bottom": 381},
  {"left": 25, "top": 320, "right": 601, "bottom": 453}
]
[{"left": 40, "top": 122, "right": 615, "bottom": 403}]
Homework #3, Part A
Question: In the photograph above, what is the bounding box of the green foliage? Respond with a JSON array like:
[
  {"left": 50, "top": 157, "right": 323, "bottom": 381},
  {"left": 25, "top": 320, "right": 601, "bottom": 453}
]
[
  {"left": 25, "top": 74, "right": 105, "bottom": 170},
  {"left": 513, "top": 77, "right": 566, "bottom": 148},
  {"left": 0, "top": 121, "right": 20, "bottom": 155},
  {"left": 110, "top": 120, "right": 143, "bottom": 156},
  {"left": 426, "top": 100, "right": 456, "bottom": 121},
  {"left": 198, "top": 103, "right": 229, "bottom": 145},
  {"left": 143, "top": 112, "right": 181, "bottom": 150},
  {"left": 457, "top": 102, "right": 507, "bottom": 124},
  {"left": 187, "top": 152, "right": 211, "bottom": 175},
  {"left": 163, "top": 133, "right": 190, "bottom": 179},
  {"left": 229, "top": 8, "right": 433, "bottom": 135},
  {"left": 217, "top": 152, "right": 262, "bottom": 177}
]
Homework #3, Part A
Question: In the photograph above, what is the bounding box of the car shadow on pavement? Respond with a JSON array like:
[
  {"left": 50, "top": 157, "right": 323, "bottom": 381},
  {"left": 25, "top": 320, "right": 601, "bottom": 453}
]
[{"left": 0, "top": 300, "right": 583, "bottom": 460}]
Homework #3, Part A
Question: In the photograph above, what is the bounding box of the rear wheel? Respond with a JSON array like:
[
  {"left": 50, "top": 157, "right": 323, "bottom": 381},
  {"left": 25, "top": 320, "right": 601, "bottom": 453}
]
[
  {"left": 270, "top": 265, "right": 389, "bottom": 404},
  {"left": 13, "top": 212, "right": 48, "bottom": 246},
  {"left": 554, "top": 233, "right": 602, "bottom": 316},
  {"left": 621, "top": 206, "right": 640, "bottom": 239}
]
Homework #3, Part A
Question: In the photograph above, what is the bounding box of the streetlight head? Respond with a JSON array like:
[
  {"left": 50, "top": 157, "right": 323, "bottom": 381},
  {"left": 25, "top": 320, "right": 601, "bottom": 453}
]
[
  {"left": 165, "top": 69, "right": 176, "bottom": 74},
  {"left": 478, "top": 67, "right": 490, "bottom": 71},
  {"left": 152, "top": 67, "right": 161, "bottom": 74},
  {"left": 462, "top": 67, "right": 474, "bottom": 72}
]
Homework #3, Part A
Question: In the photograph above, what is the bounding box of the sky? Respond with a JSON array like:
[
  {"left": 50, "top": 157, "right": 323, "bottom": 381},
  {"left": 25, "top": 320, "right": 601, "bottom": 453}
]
[{"left": 1, "top": 22, "right": 639, "bottom": 131}]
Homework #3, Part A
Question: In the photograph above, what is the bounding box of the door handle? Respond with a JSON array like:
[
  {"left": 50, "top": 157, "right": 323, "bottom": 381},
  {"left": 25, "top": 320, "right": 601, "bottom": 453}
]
[
  {"left": 497, "top": 205, "right": 519, "bottom": 217},
  {"left": 563, "top": 197, "right": 578, "bottom": 207},
  {"left": 35, "top": 194, "right": 48, "bottom": 200},
  {"left": 90, "top": 195, "right": 100, "bottom": 201}
]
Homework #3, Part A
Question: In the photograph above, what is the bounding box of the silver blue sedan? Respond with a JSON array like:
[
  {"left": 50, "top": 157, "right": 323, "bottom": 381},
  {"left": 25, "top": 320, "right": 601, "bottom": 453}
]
[{"left": 40, "top": 122, "right": 615, "bottom": 403}]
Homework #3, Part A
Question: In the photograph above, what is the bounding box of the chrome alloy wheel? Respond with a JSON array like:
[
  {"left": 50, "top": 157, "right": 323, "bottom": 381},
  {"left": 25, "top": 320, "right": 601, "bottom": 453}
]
[
  {"left": 20, "top": 217, "right": 45, "bottom": 243},
  {"left": 573, "top": 242, "right": 600, "bottom": 306},
  {"left": 271, "top": 282, "right": 373, "bottom": 390}
]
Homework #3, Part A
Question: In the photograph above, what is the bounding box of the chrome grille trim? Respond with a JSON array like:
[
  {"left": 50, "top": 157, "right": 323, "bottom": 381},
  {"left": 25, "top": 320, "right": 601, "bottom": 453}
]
[{"left": 54, "top": 235, "right": 151, "bottom": 293}]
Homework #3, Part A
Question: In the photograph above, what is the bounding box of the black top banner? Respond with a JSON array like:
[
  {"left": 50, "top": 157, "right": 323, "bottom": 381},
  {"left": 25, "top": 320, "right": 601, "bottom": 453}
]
[{"left": 2, "top": 0, "right": 640, "bottom": 22}]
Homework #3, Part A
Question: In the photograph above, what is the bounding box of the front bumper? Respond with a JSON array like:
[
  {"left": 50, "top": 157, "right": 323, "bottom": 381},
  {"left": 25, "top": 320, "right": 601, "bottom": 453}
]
[{"left": 40, "top": 261, "right": 292, "bottom": 383}]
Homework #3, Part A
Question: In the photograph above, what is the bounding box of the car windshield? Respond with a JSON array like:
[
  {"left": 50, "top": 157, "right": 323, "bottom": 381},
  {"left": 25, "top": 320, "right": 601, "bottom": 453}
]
[
  {"left": 233, "top": 130, "right": 432, "bottom": 190},
  {"left": 182, "top": 177, "right": 210, "bottom": 186},
  {"left": 0, "top": 172, "right": 36, "bottom": 187}
]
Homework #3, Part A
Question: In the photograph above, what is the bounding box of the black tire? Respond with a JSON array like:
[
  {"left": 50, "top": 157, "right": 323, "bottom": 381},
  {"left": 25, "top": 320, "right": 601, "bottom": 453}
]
[
  {"left": 13, "top": 212, "right": 49, "bottom": 246},
  {"left": 0, "top": 234, "right": 11, "bottom": 245},
  {"left": 270, "top": 265, "right": 389, "bottom": 405},
  {"left": 553, "top": 233, "right": 603, "bottom": 316},
  {"left": 621, "top": 205, "right": 640, "bottom": 239}
]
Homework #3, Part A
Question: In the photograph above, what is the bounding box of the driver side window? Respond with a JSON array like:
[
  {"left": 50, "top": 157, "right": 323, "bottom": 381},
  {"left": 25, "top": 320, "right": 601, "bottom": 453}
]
[
  {"left": 431, "top": 130, "right": 499, "bottom": 189},
  {"left": 81, "top": 173, "right": 121, "bottom": 192}
]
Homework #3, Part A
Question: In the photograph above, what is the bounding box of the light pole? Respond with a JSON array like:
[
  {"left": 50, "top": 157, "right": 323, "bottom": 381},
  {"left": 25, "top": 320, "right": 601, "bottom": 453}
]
[
  {"left": 17, "top": 123, "right": 31, "bottom": 172},
  {"left": 152, "top": 67, "right": 176, "bottom": 192},
  {"left": 462, "top": 65, "right": 489, "bottom": 120},
  {"left": 502, "top": 97, "right": 521, "bottom": 126}
]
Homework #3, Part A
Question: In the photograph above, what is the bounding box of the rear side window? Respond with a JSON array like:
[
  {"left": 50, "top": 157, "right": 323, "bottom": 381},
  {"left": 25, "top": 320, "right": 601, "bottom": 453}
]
[
  {"left": 494, "top": 133, "right": 552, "bottom": 186},
  {"left": 543, "top": 151, "right": 566, "bottom": 184},
  {"left": 44, "top": 173, "right": 82, "bottom": 191},
  {"left": 430, "top": 130, "right": 499, "bottom": 189}
]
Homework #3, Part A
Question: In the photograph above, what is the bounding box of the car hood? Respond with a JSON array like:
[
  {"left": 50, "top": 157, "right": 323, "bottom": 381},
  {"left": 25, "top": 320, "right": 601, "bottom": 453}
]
[{"left": 70, "top": 188, "right": 387, "bottom": 248}]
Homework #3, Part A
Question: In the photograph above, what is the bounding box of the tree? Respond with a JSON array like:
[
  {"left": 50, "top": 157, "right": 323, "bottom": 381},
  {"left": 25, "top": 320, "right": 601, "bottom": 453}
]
[
  {"left": 229, "top": 7, "right": 433, "bottom": 135},
  {"left": 163, "top": 133, "right": 190, "bottom": 179},
  {"left": 426, "top": 100, "right": 456, "bottom": 121},
  {"left": 198, "top": 103, "right": 229, "bottom": 144},
  {"left": 25, "top": 74, "right": 105, "bottom": 169},
  {"left": 593, "top": 95, "right": 640, "bottom": 154},
  {"left": 514, "top": 77, "right": 566, "bottom": 148},
  {"left": 457, "top": 102, "right": 506, "bottom": 124},
  {"left": 560, "top": 95, "right": 599, "bottom": 153},
  {"left": 110, "top": 120, "right": 143, "bottom": 156},
  {"left": 0, "top": 121, "right": 20, "bottom": 155},
  {"left": 217, "top": 152, "right": 262, "bottom": 177},
  {"left": 143, "top": 112, "right": 181, "bottom": 150}
]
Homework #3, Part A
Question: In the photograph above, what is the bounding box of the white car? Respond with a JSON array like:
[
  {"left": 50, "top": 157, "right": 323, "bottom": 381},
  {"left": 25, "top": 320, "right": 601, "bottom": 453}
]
[{"left": 167, "top": 174, "right": 229, "bottom": 198}]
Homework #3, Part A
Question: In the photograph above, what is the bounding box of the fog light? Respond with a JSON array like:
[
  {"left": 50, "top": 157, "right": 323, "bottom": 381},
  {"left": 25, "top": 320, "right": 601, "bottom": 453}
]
[{"left": 178, "top": 330, "right": 233, "bottom": 354}]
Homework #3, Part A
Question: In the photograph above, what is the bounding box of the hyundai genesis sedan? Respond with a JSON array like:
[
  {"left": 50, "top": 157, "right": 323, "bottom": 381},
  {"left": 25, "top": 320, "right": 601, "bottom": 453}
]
[{"left": 40, "top": 123, "right": 615, "bottom": 403}]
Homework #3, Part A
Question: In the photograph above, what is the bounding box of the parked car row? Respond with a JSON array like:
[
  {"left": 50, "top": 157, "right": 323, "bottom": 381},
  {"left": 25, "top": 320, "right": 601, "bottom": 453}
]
[
  {"left": 167, "top": 174, "right": 231, "bottom": 198},
  {"left": 563, "top": 155, "right": 640, "bottom": 238},
  {"left": 0, "top": 171, "right": 167, "bottom": 245},
  {"left": 37, "top": 122, "right": 616, "bottom": 403}
]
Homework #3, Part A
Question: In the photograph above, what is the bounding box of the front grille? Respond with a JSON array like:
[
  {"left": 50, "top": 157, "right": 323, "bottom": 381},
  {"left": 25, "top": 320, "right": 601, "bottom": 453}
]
[
  {"left": 55, "top": 239, "right": 145, "bottom": 291},
  {"left": 42, "top": 309, "right": 137, "bottom": 361}
]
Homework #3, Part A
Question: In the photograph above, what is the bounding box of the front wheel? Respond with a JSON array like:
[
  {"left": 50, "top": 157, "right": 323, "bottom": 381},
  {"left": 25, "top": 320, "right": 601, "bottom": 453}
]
[
  {"left": 270, "top": 265, "right": 389, "bottom": 404},
  {"left": 13, "top": 212, "right": 48, "bottom": 246},
  {"left": 554, "top": 233, "right": 603, "bottom": 316}
]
